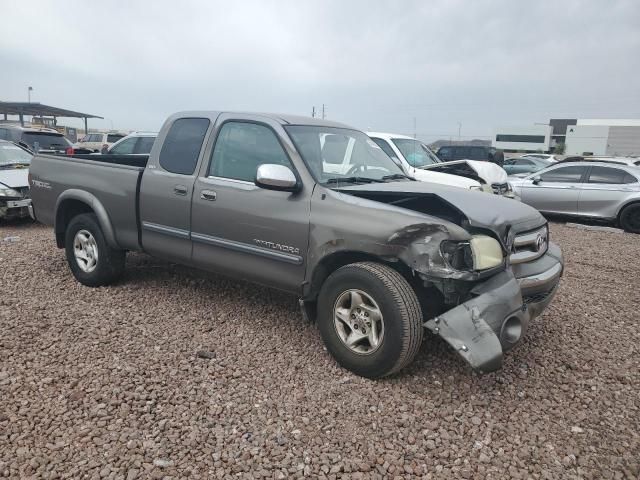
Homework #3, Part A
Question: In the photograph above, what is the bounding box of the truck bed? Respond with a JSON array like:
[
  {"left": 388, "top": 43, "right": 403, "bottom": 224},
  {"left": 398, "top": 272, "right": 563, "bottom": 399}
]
[{"left": 29, "top": 153, "right": 147, "bottom": 251}]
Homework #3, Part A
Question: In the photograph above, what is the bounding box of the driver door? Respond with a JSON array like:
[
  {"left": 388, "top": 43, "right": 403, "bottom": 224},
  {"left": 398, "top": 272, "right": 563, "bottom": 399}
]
[{"left": 190, "top": 116, "right": 311, "bottom": 293}]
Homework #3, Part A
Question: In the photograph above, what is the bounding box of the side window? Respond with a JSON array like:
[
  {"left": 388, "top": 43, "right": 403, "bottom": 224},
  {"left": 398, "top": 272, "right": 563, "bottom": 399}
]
[
  {"left": 455, "top": 147, "right": 470, "bottom": 159},
  {"left": 110, "top": 137, "right": 137, "bottom": 155},
  {"left": 159, "top": 118, "right": 210, "bottom": 175},
  {"left": 0, "top": 128, "right": 8, "bottom": 140},
  {"left": 587, "top": 166, "right": 636, "bottom": 184},
  {"left": 515, "top": 159, "right": 535, "bottom": 166},
  {"left": 539, "top": 166, "right": 586, "bottom": 183},
  {"left": 107, "top": 134, "right": 124, "bottom": 143},
  {"left": 135, "top": 136, "right": 155, "bottom": 154},
  {"left": 438, "top": 147, "right": 452, "bottom": 160},
  {"left": 209, "top": 121, "right": 292, "bottom": 182},
  {"left": 469, "top": 147, "right": 487, "bottom": 160},
  {"left": 321, "top": 134, "right": 350, "bottom": 164},
  {"left": 371, "top": 138, "right": 397, "bottom": 159}
]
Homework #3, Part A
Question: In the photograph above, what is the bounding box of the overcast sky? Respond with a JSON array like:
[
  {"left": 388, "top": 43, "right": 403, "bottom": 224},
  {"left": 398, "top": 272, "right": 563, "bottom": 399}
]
[{"left": 1, "top": 0, "right": 639, "bottom": 140}]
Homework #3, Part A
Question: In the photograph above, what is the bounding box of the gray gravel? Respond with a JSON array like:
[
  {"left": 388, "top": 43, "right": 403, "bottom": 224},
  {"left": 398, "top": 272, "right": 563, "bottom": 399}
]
[{"left": 1, "top": 221, "right": 638, "bottom": 479}]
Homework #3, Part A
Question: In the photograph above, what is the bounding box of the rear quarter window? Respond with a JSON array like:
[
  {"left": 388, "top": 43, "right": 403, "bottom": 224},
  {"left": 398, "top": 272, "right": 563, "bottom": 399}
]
[{"left": 159, "top": 118, "right": 210, "bottom": 175}]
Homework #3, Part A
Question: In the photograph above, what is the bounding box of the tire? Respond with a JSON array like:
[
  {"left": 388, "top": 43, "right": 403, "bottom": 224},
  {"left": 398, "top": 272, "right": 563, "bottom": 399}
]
[
  {"left": 317, "top": 262, "right": 423, "bottom": 379},
  {"left": 619, "top": 203, "right": 640, "bottom": 234},
  {"left": 64, "top": 213, "right": 125, "bottom": 287}
]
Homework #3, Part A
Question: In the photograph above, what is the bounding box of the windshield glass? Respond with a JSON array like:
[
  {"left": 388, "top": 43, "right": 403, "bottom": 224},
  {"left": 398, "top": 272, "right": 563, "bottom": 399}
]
[
  {"left": 285, "top": 126, "right": 405, "bottom": 184},
  {"left": 22, "top": 132, "right": 71, "bottom": 151},
  {"left": 0, "top": 143, "right": 33, "bottom": 166},
  {"left": 391, "top": 138, "right": 440, "bottom": 167}
]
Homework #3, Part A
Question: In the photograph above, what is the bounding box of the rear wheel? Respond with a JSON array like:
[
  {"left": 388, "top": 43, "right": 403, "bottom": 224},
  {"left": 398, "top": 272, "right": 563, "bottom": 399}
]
[
  {"left": 65, "top": 213, "right": 125, "bottom": 287},
  {"left": 619, "top": 204, "right": 640, "bottom": 234},
  {"left": 317, "top": 262, "right": 423, "bottom": 378}
]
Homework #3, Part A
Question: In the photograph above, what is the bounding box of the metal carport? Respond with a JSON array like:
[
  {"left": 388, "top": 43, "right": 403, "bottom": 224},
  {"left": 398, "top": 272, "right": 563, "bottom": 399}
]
[{"left": 0, "top": 101, "right": 103, "bottom": 134}]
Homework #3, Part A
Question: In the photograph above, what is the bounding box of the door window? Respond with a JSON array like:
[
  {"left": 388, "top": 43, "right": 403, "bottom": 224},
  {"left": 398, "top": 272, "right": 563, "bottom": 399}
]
[
  {"left": 587, "top": 166, "right": 637, "bottom": 184},
  {"left": 539, "top": 166, "right": 586, "bottom": 183},
  {"left": 469, "top": 147, "right": 487, "bottom": 160},
  {"left": 107, "top": 134, "right": 125, "bottom": 143},
  {"left": 110, "top": 137, "right": 137, "bottom": 154},
  {"left": 514, "top": 159, "right": 535, "bottom": 166},
  {"left": 159, "top": 118, "right": 210, "bottom": 175},
  {"left": 0, "top": 128, "right": 8, "bottom": 140},
  {"left": 437, "top": 147, "right": 452, "bottom": 160},
  {"left": 209, "top": 121, "right": 293, "bottom": 182},
  {"left": 370, "top": 138, "right": 397, "bottom": 159},
  {"left": 135, "top": 136, "right": 156, "bottom": 154}
]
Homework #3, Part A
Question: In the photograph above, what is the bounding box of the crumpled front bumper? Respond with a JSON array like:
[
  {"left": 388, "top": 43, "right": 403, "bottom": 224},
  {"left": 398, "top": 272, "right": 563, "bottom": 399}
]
[{"left": 424, "top": 242, "right": 563, "bottom": 373}]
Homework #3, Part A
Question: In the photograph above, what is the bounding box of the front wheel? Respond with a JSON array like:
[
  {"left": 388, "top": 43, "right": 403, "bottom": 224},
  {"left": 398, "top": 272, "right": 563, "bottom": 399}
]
[
  {"left": 620, "top": 203, "right": 640, "bottom": 234},
  {"left": 317, "top": 262, "right": 424, "bottom": 378},
  {"left": 65, "top": 213, "right": 125, "bottom": 287}
]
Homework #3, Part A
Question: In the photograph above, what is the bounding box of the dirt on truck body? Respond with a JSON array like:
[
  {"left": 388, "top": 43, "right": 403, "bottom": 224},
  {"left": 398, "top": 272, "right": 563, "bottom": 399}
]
[{"left": 28, "top": 111, "right": 564, "bottom": 378}]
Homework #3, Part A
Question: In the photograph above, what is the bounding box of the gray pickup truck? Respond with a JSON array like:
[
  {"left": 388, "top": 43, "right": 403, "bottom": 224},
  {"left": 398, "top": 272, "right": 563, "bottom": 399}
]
[{"left": 29, "top": 111, "right": 563, "bottom": 378}]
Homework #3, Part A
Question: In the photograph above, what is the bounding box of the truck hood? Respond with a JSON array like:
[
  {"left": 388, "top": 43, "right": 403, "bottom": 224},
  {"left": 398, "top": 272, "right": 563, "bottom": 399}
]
[
  {"left": 336, "top": 180, "right": 544, "bottom": 239},
  {"left": 421, "top": 160, "right": 508, "bottom": 184},
  {"left": 0, "top": 168, "right": 29, "bottom": 188}
]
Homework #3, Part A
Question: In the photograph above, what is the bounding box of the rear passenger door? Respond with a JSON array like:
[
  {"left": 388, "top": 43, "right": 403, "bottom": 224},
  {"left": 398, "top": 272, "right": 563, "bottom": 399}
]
[
  {"left": 578, "top": 166, "right": 639, "bottom": 218},
  {"left": 140, "top": 117, "right": 211, "bottom": 263},
  {"left": 190, "top": 116, "right": 310, "bottom": 293}
]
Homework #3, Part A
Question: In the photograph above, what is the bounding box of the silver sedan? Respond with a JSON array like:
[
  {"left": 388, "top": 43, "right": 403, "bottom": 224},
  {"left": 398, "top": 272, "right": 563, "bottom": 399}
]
[{"left": 510, "top": 161, "right": 640, "bottom": 233}]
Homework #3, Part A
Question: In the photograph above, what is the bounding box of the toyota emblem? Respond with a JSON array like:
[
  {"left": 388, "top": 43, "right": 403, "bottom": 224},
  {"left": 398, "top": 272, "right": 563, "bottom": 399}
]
[{"left": 535, "top": 234, "right": 546, "bottom": 252}]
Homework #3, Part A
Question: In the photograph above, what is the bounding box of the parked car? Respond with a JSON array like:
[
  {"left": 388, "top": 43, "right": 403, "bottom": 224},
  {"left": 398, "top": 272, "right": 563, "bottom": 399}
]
[
  {"left": 0, "top": 140, "right": 32, "bottom": 220},
  {"left": 0, "top": 124, "right": 73, "bottom": 154},
  {"left": 29, "top": 111, "right": 563, "bottom": 378},
  {"left": 436, "top": 144, "right": 499, "bottom": 162},
  {"left": 558, "top": 156, "right": 640, "bottom": 167},
  {"left": 75, "top": 132, "right": 127, "bottom": 153},
  {"left": 521, "top": 154, "right": 561, "bottom": 163},
  {"left": 368, "top": 133, "right": 515, "bottom": 197},
  {"left": 504, "top": 156, "right": 555, "bottom": 177},
  {"left": 107, "top": 132, "right": 157, "bottom": 155},
  {"left": 510, "top": 161, "right": 640, "bottom": 233}
]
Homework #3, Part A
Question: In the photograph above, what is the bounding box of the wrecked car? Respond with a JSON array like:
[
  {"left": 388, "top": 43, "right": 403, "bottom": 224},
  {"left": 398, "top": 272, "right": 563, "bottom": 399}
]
[
  {"left": 28, "top": 111, "right": 563, "bottom": 378},
  {"left": 368, "top": 132, "right": 516, "bottom": 198},
  {"left": 0, "top": 140, "right": 32, "bottom": 220}
]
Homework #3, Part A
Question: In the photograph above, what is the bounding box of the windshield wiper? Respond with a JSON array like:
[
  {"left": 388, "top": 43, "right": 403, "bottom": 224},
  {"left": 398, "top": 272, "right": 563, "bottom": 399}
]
[
  {"left": 324, "top": 176, "right": 386, "bottom": 185},
  {"left": 381, "top": 173, "right": 413, "bottom": 181}
]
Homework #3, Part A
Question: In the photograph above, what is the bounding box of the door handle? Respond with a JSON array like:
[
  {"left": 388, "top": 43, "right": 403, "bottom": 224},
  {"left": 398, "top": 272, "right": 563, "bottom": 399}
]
[
  {"left": 200, "top": 190, "right": 217, "bottom": 201},
  {"left": 173, "top": 185, "right": 188, "bottom": 196}
]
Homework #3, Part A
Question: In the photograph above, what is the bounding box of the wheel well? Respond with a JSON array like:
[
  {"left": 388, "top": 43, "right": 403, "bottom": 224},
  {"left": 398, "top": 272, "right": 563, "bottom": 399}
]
[
  {"left": 618, "top": 200, "right": 640, "bottom": 221},
  {"left": 306, "top": 251, "right": 415, "bottom": 301},
  {"left": 55, "top": 199, "right": 93, "bottom": 248}
]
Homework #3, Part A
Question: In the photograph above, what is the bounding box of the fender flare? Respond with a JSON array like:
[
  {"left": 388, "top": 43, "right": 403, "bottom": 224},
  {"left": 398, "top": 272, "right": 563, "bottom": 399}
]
[{"left": 55, "top": 189, "right": 119, "bottom": 248}]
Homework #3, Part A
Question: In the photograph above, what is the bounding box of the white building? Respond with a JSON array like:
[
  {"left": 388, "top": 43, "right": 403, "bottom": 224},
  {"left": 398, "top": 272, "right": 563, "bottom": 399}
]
[
  {"left": 492, "top": 125, "right": 552, "bottom": 152},
  {"left": 493, "top": 118, "right": 640, "bottom": 155}
]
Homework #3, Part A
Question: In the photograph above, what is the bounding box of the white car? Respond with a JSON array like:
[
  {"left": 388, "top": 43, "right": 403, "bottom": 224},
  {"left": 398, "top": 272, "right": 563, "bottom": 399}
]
[
  {"left": 368, "top": 132, "right": 514, "bottom": 197},
  {"left": 107, "top": 132, "right": 157, "bottom": 155},
  {"left": 75, "top": 132, "right": 127, "bottom": 153}
]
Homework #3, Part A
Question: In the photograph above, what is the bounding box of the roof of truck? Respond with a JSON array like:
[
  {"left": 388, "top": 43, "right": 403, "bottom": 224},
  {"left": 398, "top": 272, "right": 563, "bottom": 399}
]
[{"left": 171, "top": 111, "right": 353, "bottom": 129}]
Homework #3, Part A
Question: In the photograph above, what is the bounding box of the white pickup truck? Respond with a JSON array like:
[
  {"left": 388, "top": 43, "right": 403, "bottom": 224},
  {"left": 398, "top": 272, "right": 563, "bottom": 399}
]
[{"left": 368, "top": 132, "right": 515, "bottom": 197}]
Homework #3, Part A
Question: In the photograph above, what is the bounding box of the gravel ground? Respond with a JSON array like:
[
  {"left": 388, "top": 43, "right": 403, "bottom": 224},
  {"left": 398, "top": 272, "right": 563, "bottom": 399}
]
[{"left": 1, "top": 221, "right": 638, "bottom": 479}]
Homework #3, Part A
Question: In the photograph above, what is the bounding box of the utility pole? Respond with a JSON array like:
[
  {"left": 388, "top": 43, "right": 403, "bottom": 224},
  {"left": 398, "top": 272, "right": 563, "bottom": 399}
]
[
  {"left": 311, "top": 106, "right": 316, "bottom": 118},
  {"left": 457, "top": 122, "right": 462, "bottom": 141},
  {"left": 322, "top": 104, "right": 326, "bottom": 120},
  {"left": 28, "top": 86, "right": 33, "bottom": 103},
  {"left": 413, "top": 117, "right": 417, "bottom": 139}
]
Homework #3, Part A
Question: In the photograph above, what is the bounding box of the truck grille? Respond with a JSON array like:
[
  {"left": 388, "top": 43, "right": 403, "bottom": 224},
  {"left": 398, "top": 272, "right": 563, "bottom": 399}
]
[
  {"left": 510, "top": 225, "right": 548, "bottom": 264},
  {"left": 492, "top": 183, "right": 509, "bottom": 195}
]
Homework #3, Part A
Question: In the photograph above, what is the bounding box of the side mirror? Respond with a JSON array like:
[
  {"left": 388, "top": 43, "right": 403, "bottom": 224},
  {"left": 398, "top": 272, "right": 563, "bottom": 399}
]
[
  {"left": 255, "top": 164, "right": 299, "bottom": 192},
  {"left": 532, "top": 175, "right": 541, "bottom": 185}
]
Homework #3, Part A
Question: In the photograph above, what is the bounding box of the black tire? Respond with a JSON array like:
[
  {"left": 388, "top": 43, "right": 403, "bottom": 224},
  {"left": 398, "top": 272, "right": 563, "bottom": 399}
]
[
  {"left": 317, "top": 262, "right": 423, "bottom": 379},
  {"left": 619, "top": 203, "right": 640, "bottom": 234},
  {"left": 64, "top": 213, "right": 125, "bottom": 287}
]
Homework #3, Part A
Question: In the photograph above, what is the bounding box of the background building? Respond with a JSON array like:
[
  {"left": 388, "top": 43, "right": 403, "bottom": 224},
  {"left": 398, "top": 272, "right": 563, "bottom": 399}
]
[{"left": 493, "top": 118, "right": 640, "bottom": 155}]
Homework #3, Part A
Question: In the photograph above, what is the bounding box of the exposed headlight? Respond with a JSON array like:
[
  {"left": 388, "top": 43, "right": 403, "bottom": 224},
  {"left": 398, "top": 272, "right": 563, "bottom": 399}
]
[
  {"left": 441, "top": 235, "right": 504, "bottom": 271},
  {"left": 0, "top": 188, "right": 20, "bottom": 197}
]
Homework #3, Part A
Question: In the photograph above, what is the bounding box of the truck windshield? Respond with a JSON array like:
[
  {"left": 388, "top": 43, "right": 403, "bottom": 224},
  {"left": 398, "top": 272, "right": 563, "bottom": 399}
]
[
  {"left": 391, "top": 138, "right": 441, "bottom": 168},
  {"left": 285, "top": 126, "right": 405, "bottom": 185}
]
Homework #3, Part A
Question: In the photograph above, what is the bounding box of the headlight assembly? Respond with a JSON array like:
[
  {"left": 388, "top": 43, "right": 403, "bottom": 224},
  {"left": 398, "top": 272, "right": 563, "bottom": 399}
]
[
  {"left": 441, "top": 235, "right": 504, "bottom": 271},
  {"left": 0, "top": 188, "right": 20, "bottom": 198}
]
